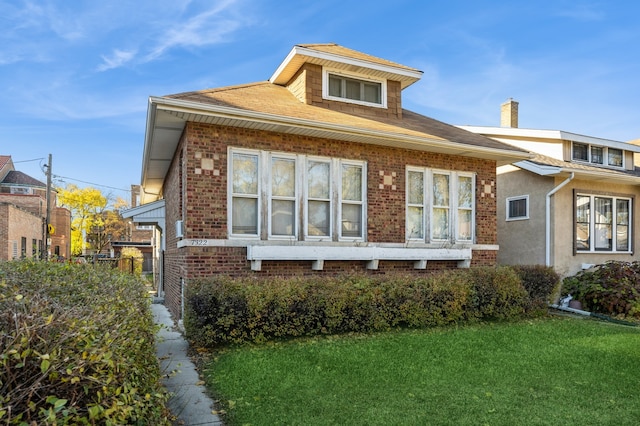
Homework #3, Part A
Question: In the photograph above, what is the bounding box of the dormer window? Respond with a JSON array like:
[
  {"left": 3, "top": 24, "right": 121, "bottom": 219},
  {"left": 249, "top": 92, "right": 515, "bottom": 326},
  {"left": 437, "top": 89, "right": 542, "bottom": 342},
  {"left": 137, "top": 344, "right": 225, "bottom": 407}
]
[
  {"left": 323, "top": 69, "right": 386, "bottom": 108},
  {"left": 572, "top": 142, "right": 624, "bottom": 168}
]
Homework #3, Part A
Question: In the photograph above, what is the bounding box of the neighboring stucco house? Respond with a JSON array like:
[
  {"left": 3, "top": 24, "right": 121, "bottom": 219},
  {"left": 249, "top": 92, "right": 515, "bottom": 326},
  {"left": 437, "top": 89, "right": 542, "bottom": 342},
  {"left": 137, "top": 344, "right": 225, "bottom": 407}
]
[
  {"left": 130, "top": 44, "right": 529, "bottom": 319},
  {"left": 460, "top": 99, "right": 640, "bottom": 277},
  {"left": 0, "top": 155, "right": 71, "bottom": 260}
]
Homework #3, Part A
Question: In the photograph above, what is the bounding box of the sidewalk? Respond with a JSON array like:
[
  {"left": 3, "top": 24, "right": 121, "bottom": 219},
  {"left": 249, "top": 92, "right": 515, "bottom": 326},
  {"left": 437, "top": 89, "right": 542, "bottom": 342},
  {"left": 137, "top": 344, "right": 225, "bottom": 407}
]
[{"left": 152, "top": 300, "right": 224, "bottom": 426}]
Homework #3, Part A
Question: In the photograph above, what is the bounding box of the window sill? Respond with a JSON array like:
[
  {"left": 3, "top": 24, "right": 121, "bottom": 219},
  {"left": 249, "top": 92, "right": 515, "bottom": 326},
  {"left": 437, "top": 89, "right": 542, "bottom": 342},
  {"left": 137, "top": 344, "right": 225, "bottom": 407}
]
[{"left": 246, "top": 245, "right": 472, "bottom": 271}]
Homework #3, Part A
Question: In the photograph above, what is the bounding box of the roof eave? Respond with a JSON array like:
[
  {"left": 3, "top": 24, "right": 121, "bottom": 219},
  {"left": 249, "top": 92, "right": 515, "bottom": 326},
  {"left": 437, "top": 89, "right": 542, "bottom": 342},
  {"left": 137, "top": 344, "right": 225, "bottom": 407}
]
[
  {"left": 140, "top": 96, "right": 529, "bottom": 202},
  {"left": 515, "top": 160, "right": 640, "bottom": 184},
  {"left": 269, "top": 45, "right": 423, "bottom": 89}
]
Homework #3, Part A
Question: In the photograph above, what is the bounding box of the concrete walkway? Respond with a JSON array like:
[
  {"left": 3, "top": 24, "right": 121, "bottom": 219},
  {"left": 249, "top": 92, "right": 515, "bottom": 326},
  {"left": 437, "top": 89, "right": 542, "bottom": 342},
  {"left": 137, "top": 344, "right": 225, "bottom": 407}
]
[{"left": 152, "top": 301, "right": 224, "bottom": 426}]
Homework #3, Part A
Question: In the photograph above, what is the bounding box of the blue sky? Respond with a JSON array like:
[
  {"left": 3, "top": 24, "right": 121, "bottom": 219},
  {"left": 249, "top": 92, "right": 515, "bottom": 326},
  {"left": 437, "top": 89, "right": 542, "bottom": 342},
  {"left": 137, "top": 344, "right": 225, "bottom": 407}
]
[{"left": 3, "top": 0, "right": 640, "bottom": 203}]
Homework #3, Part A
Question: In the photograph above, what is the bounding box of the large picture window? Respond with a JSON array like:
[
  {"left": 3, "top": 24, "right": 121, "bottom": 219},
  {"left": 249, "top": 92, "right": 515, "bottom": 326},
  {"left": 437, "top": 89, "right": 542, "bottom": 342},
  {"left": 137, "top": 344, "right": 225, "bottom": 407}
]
[
  {"left": 406, "top": 167, "right": 475, "bottom": 243},
  {"left": 229, "top": 148, "right": 366, "bottom": 241},
  {"left": 575, "top": 193, "right": 631, "bottom": 253}
]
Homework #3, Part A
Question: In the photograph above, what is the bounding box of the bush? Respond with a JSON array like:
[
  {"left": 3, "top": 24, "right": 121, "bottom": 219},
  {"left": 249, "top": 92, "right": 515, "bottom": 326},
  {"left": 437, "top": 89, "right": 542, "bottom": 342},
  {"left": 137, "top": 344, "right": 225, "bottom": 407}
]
[
  {"left": 466, "top": 266, "right": 530, "bottom": 319},
  {"left": 185, "top": 268, "right": 533, "bottom": 347},
  {"left": 562, "top": 261, "right": 640, "bottom": 318},
  {"left": 512, "top": 265, "right": 560, "bottom": 309},
  {"left": 0, "top": 259, "right": 170, "bottom": 425}
]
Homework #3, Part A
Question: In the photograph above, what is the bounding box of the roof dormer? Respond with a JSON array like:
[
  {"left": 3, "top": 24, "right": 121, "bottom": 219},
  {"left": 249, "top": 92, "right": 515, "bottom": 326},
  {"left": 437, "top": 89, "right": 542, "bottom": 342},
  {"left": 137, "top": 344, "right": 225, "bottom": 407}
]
[{"left": 269, "top": 43, "right": 423, "bottom": 120}]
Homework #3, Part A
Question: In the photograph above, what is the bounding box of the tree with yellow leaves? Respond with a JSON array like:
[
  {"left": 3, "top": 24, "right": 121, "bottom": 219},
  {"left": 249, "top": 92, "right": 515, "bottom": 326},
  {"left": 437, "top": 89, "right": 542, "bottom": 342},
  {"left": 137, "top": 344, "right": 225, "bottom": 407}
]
[{"left": 57, "top": 184, "right": 108, "bottom": 256}]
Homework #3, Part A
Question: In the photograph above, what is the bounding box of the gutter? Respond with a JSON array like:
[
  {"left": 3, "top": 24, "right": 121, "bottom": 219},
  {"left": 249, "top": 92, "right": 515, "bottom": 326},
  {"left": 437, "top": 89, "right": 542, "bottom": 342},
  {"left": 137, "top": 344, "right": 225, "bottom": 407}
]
[
  {"left": 546, "top": 172, "right": 574, "bottom": 267},
  {"left": 149, "top": 96, "right": 530, "bottom": 162}
]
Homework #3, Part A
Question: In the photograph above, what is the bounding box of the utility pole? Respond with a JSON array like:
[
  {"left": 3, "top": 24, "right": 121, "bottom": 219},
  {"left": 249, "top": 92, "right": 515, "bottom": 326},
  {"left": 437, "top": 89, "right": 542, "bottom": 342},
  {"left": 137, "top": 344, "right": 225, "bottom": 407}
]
[{"left": 45, "top": 154, "right": 52, "bottom": 259}]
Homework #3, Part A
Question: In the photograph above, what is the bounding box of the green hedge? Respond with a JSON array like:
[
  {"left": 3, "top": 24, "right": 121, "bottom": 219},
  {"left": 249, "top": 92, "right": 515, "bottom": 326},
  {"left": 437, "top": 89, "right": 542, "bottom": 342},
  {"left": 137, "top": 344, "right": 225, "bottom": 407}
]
[
  {"left": 0, "top": 260, "right": 170, "bottom": 425},
  {"left": 185, "top": 266, "right": 548, "bottom": 347}
]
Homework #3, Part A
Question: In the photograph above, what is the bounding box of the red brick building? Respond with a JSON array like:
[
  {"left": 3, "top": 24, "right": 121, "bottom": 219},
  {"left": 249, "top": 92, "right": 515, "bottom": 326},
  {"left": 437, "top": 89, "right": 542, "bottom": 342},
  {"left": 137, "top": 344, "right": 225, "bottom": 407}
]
[
  {"left": 0, "top": 155, "right": 71, "bottom": 260},
  {"left": 131, "top": 44, "right": 529, "bottom": 319}
]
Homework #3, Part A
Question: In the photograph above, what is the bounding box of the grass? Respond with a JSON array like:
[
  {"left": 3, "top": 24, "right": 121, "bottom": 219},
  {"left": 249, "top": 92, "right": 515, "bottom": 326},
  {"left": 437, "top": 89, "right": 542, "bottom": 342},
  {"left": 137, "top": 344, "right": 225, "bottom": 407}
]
[{"left": 204, "top": 317, "right": 640, "bottom": 425}]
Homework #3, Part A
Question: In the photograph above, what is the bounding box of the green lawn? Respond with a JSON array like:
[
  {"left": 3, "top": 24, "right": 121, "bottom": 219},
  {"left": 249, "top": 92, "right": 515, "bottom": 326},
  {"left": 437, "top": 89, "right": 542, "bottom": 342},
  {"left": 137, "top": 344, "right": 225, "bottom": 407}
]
[{"left": 204, "top": 317, "right": 640, "bottom": 425}]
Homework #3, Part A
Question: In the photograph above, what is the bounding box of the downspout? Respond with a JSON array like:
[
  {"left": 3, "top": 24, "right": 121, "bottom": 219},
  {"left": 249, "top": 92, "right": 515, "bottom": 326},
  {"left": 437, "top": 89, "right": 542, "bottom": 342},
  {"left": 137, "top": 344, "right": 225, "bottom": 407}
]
[{"left": 545, "top": 173, "right": 574, "bottom": 267}]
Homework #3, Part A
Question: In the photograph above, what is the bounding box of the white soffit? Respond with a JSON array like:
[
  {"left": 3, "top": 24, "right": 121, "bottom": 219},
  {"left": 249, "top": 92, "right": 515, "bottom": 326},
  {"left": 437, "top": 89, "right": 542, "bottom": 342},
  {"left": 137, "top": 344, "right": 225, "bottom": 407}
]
[{"left": 269, "top": 45, "right": 423, "bottom": 89}]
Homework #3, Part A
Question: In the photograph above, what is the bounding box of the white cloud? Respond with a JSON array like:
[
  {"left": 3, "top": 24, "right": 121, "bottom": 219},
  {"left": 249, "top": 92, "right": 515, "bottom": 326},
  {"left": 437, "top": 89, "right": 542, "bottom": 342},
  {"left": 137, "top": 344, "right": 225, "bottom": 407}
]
[
  {"left": 143, "top": 1, "right": 248, "bottom": 63},
  {"left": 97, "top": 49, "right": 138, "bottom": 71}
]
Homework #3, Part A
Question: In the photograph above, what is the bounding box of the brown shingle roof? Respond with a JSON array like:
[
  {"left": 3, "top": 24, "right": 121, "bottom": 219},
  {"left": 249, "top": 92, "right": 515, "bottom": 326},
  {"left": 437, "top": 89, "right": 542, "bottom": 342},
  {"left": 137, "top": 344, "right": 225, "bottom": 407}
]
[
  {"left": 297, "top": 43, "right": 421, "bottom": 73},
  {"left": 1, "top": 170, "right": 46, "bottom": 187},
  {"left": 166, "top": 82, "right": 523, "bottom": 153}
]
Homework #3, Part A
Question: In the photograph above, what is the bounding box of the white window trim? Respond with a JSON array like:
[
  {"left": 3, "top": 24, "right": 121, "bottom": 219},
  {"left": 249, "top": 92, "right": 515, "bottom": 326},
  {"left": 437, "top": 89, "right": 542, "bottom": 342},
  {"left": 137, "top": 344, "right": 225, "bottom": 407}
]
[
  {"left": 228, "top": 148, "right": 261, "bottom": 240},
  {"left": 229, "top": 148, "right": 367, "bottom": 243},
  {"left": 506, "top": 195, "right": 529, "bottom": 221},
  {"left": 575, "top": 193, "right": 632, "bottom": 254},
  {"left": 571, "top": 141, "right": 625, "bottom": 169},
  {"left": 267, "top": 152, "right": 299, "bottom": 241},
  {"left": 322, "top": 67, "right": 387, "bottom": 109},
  {"left": 304, "top": 156, "right": 333, "bottom": 242},
  {"left": 338, "top": 160, "right": 367, "bottom": 242},
  {"left": 406, "top": 167, "right": 476, "bottom": 244}
]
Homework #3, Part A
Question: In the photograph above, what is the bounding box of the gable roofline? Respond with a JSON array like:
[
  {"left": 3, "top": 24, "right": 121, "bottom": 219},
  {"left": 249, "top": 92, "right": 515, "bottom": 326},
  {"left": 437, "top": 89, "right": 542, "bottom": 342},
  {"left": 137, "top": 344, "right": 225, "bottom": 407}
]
[
  {"left": 269, "top": 44, "right": 423, "bottom": 89},
  {"left": 458, "top": 125, "right": 640, "bottom": 153},
  {"left": 140, "top": 96, "right": 530, "bottom": 203}
]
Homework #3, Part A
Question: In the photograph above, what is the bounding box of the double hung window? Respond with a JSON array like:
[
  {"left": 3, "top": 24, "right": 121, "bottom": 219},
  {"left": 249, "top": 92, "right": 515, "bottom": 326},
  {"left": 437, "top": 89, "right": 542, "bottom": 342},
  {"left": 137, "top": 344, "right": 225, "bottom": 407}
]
[
  {"left": 575, "top": 193, "right": 631, "bottom": 252},
  {"left": 229, "top": 148, "right": 366, "bottom": 241},
  {"left": 406, "top": 167, "right": 475, "bottom": 243}
]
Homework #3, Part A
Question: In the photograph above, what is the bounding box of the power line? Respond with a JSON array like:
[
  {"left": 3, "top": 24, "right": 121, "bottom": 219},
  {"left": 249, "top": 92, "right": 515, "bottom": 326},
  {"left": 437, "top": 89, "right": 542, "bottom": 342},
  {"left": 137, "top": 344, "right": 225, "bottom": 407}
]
[
  {"left": 13, "top": 157, "right": 46, "bottom": 164},
  {"left": 53, "top": 174, "right": 132, "bottom": 193}
]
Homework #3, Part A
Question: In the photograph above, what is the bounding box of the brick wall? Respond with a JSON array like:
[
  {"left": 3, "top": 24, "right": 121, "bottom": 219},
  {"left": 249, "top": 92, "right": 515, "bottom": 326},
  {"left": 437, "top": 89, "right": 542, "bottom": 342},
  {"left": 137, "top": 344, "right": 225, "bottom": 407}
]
[
  {"left": 0, "top": 194, "right": 44, "bottom": 217},
  {"left": 0, "top": 202, "right": 44, "bottom": 260},
  {"left": 159, "top": 122, "right": 498, "bottom": 318},
  {"left": 286, "top": 63, "right": 402, "bottom": 120}
]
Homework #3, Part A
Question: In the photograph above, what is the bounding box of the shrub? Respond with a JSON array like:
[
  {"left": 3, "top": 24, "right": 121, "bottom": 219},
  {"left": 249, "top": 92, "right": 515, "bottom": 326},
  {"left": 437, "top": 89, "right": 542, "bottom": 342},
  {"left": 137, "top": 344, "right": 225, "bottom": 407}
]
[
  {"left": 465, "top": 266, "right": 530, "bottom": 319},
  {"left": 562, "top": 261, "right": 640, "bottom": 317},
  {"left": 0, "top": 259, "right": 170, "bottom": 425},
  {"left": 185, "top": 268, "right": 532, "bottom": 347},
  {"left": 512, "top": 265, "right": 560, "bottom": 309}
]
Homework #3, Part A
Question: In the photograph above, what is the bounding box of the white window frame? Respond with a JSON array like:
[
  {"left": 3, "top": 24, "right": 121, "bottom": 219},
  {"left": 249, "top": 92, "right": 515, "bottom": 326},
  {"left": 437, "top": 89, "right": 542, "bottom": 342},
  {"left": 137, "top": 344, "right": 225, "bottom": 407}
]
[
  {"left": 268, "top": 153, "right": 299, "bottom": 240},
  {"left": 406, "top": 167, "right": 476, "bottom": 243},
  {"left": 572, "top": 142, "right": 625, "bottom": 169},
  {"left": 305, "top": 156, "right": 333, "bottom": 241},
  {"left": 9, "top": 186, "right": 32, "bottom": 195},
  {"left": 228, "top": 148, "right": 261, "bottom": 239},
  {"left": 506, "top": 195, "right": 529, "bottom": 221},
  {"left": 228, "top": 148, "right": 367, "bottom": 242},
  {"left": 322, "top": 68, "right": 387, "bottom": 108},
  {"left": 338, "top": 160, "right": 367, "bottom": 242},
  {"left": 575, "top": 193, "right": 632, "bottom": 253}
]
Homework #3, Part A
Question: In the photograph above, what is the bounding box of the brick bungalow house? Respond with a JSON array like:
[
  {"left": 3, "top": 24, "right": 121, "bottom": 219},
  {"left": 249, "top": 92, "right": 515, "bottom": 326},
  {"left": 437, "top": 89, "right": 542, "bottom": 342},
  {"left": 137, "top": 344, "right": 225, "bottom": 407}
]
[{"left": 129, "top": 44, "right": 529, "bottom": 319}]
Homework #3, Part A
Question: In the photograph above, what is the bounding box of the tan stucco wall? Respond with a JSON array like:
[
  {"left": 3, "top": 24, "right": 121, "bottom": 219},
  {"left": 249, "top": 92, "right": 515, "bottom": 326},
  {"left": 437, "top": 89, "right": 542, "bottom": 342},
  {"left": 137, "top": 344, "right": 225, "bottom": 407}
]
[
  {"left": 551, "top": 177, "right": 640, "bottom": 277},
  {"left": 497, "top": 168, "right": 553, "bottom": 265},
  {"left": 497, "top": 170, "right": 640, "bottom": 278}
]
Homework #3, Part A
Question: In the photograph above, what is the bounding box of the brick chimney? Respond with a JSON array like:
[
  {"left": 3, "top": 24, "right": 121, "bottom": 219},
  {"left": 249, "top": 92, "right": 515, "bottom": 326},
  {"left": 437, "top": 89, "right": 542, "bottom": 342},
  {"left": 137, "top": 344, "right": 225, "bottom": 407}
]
[{"left": 500, "top": 98, "right": 519, "bottom": 128}]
